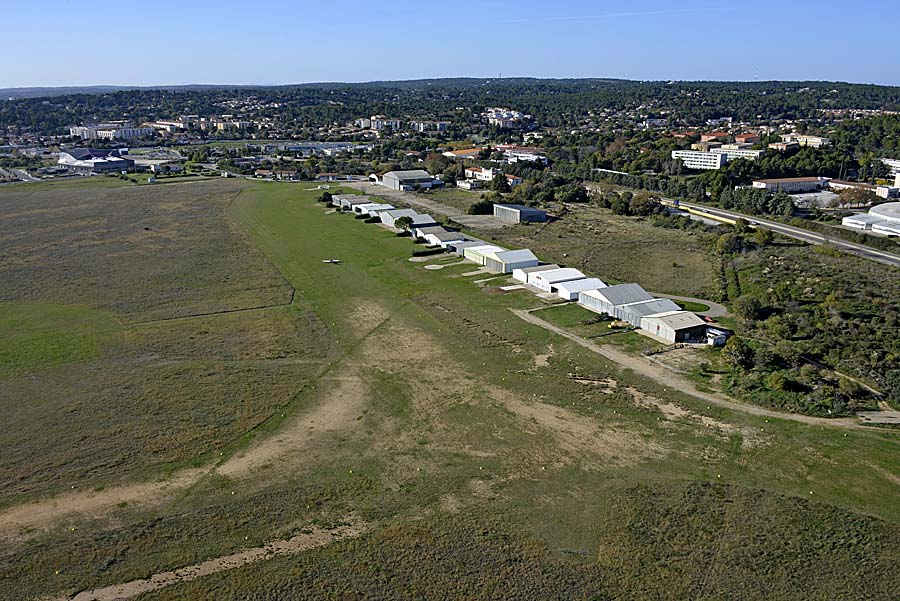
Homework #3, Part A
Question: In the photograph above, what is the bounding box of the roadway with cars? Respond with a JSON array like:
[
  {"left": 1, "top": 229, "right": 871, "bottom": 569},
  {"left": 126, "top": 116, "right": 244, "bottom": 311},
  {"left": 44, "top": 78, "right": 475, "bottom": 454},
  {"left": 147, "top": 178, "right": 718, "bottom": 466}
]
[{"left": 664, "top": 199, "right": 900, "bottom": 268}]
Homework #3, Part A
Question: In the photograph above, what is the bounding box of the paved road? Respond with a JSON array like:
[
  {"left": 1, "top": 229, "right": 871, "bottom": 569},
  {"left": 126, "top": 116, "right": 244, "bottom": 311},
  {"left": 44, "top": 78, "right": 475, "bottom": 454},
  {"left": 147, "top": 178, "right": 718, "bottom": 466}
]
[
  {"left": 650, "top": 293, "right": 729, "bottom": 318},
  {"left": 511, "top": 308, "right": 889, "bottom": 431},
  {"left": 665, "top": 199, "right": 900, "bottom": 268},
  {"left": 344, "top": 182, "right": 463, "bottom": 218}
]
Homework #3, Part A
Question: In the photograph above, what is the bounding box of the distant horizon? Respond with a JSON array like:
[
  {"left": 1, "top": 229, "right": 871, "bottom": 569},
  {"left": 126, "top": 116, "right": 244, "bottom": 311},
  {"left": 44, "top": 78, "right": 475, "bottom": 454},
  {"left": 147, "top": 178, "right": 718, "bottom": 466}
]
[
  {"left": 3, "top": 75, "right": 900, "bottom": 94},
  {"left": 4, "top": 0, "right": 898, "bottom": 89}
]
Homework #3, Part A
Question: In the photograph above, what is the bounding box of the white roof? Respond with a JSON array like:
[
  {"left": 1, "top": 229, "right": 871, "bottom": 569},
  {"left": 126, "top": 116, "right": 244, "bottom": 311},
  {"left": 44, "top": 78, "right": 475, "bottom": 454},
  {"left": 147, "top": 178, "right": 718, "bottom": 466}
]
[
  {"left": 842, "top": 213, "right": 884, "bottom": 225},
  {"left": 555, "top": 278, "right": 607, "bottom": 293},
  {"left": 383, "top": 208, "right": 418, "bottom": 218},
  {"left": 465, "top": 244, "right": 505, "bottom": 256},
  {"left": 489, "top": 249, "right": 538, "bottom": 263},
  {"left": 642, "top": 310, "right": 706, "bottom": 330},
  {"left": 533, "top": 268, "right": 585, "bottom": 284},
  {"left": 870, "top": 202, "right": 900, "bottom": 223},
  {"left": 620, "top": 298, "right": 682, "bottom": 317},
  {"left": 360, "top": 203, "right": 394, "bottom": 213},
  {"left": 514, "top": 264, "right": 559, "bottom": 275},
  {"left": 872, "top": 221, "right": 900, "bottom": 235}
]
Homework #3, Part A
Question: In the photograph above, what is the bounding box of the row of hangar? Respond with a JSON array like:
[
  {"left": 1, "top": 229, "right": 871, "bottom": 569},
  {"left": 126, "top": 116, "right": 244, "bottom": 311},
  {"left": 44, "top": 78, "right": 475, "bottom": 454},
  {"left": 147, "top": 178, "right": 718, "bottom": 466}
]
[{"left": 329, "top": 194, "right": 727, "bottom": 345}]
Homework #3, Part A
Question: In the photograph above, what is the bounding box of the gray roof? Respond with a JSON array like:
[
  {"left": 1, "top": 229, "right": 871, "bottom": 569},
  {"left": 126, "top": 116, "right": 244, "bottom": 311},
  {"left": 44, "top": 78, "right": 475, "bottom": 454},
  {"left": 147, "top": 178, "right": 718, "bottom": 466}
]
[
  {"left": 643, "top": 310, "right": 706, "bottom": 330},
  {"left": 555, "top": 278, "right": 607, "bottom": 293},
  {"left": 431, "top": 231, "right": 467, "bottom": 242},
  {"left": 533, "top": 268, "right": 585, "bottom": 284},
  {"left": 383, "top": 169, "right": 434, "bottom": 181},
  {"left": 495, "top": 203, "right": 545, "bottom": 213},
  {"left": 493, "top": 249, "right": 539, "bottom": 263},
  {"left": 384, "top": 208, "right": 418, "bottom": 219},
  {"left": 451, "top": 240, "right": 489, "bottom": 250},
  {"left": 590, "top": 283, "right": 652, "bottom": 306},
  {"left": 414, "top": 226, "right": 449, "bottom": 236},
  {"left": 410, "top": 214, "right": 437, "bottom": 225},
  {"left": 514, "top": 264, "right": 559, "bottom": 274},
  {"left": 619, "top": 298, "right": 681, "bottom": 318}
]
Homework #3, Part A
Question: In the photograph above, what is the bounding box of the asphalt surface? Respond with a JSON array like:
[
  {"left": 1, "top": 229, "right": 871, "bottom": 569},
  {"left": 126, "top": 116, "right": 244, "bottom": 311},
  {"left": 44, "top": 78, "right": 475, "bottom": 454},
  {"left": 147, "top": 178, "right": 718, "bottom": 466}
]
[{"left": 668, "top": 199, "right": 900, "bottom": 268}]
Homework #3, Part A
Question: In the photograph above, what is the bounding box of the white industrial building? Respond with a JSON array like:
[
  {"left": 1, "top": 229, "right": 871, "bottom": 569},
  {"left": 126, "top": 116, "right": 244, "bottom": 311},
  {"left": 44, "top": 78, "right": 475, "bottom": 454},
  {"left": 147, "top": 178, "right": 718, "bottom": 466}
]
[
  {"left": 578, "top": 284, "right": 653, "bottom": 318},
  {"left": 529, "top": 268, "right": 586, "bottom": 293},
  {"left": 615, "top": 298, "right": 683, "bottom": 327},
  {"left": 841, "top": 201, "right": 900, "bottom": 234},
  {"left": 464, "top": 245, "right": 507, "bottom": 265},
  {"left": 449, "top": 239, "right": 489, "bottom": 256},
  {"left": 353, "top": 202, "right": 394, "bottom": 216},
  {"left": 554, "top": 278, "right": 607, "bottom": 301},
  {"left": 57, "top": 148, "right": 133, "bottom": 174},
  {"left": 640, "top": 311, "right": 709, "bottom": 344},
  {"left": 380, "top": 208, "right": 419, "bottom": 228},
  {"left": 381, "top": 170, "right": 438, "bottom": 191},
  {"left": 483, "top": 249, "right": 539, "bottom": 274},
  {"left": 493, "top": 204, "right": 548, "bottom": 224},
  {"left": 425, "top": 230, "right": 467, "bottom": 248},
  {"left": 752, "top": 177, "right": 828, "bottom": 193},
  {"left": 671, "top": 150, "right": 728, "bottom": 170},
  {"left": 512, "top": 264, "right": 560, "bottom": 284}
]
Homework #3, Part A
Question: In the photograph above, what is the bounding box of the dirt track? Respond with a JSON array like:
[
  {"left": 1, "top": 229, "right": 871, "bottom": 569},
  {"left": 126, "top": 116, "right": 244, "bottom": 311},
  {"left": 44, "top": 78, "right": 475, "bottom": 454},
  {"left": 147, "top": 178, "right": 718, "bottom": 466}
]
[
  {"left": 510, "top": 308, "right": 872, "bottom": 431},
  {"left": 58, "top": 520, "right": 367, "bottom": 601}
]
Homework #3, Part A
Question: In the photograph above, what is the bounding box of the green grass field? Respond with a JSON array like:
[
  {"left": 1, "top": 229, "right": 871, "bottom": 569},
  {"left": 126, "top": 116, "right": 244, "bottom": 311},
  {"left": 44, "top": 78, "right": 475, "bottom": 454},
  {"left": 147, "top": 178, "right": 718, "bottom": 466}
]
[{"left": 1, "top": 179, "right": 899, "bottom": 600}]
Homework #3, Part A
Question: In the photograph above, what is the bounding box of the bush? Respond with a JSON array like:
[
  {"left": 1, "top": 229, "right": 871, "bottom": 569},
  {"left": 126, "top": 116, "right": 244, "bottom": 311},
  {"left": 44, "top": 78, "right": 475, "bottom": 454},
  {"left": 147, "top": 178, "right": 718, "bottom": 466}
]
[{"left": 468, "top": 199, "right": 494, "bottom": 215}]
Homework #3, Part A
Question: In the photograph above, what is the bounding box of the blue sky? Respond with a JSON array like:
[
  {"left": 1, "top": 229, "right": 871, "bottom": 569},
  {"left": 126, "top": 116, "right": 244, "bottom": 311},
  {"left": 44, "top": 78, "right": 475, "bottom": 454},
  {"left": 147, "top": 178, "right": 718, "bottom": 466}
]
[{"left": 3, "top": 0, "right": 899, "bottom": 87}]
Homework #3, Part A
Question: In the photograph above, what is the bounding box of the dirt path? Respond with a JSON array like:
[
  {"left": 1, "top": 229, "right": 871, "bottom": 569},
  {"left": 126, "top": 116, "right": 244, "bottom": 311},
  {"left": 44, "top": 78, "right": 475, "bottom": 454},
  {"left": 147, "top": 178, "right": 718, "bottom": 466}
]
[
  {"left": 57, "top": 520, "right": 367, "bottom": 601},
  {"left": 344, "top": 182, "right": 461, "bottom": 218},
  {"left": 0, "top": 468, "right": 209, "bottom": 537},
  {"left": 511, "top": 308, "right": 875, "bottom": 431},
  {"left": 650, "top": 293, "right": 729, "bottom": 318}
]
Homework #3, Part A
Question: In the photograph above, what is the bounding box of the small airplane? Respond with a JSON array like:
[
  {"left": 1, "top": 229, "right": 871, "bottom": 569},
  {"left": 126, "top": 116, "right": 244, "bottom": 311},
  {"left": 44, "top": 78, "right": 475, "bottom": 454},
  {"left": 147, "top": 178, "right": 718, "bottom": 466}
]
[{"left": 321, "top": 259, "right": 342, "bottom": 264}]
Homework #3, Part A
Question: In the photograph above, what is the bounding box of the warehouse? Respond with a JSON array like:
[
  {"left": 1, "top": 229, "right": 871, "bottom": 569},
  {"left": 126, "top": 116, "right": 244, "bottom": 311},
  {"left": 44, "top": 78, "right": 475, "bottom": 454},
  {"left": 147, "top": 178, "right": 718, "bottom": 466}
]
[
  {"left": 578, "top": 283, "right": 653, "bottom": 318},
  {"left": 449, "top": 239, "right": 488, "bottom": 256},
  {"left": 57, "top": 148, "right": 134, "bottom": 174},
  {"left": 512, "top": 264, "right": 559, "bottom": 284},
  {"left": 331, "top": 194, "right": 362, "bottom": 207},
  {"left": 640, "top": 311, "right": 708, "bottom": 344},
  {"left": 554, "top": 278, "right": 607, "bottom": 301},
  {"left": 464, "top": 245, "right": 507, "bottom": 265},
  {"left": 529, "top": 268, "right": 586, "bottom": 293},
  {"left": 483, "top": 249, "right": 539, "bottom": 274},
  {"left": 380, "top": 208, "right": 419, "bottom": 228},
  {"left": 410, "top": 224, "right": 447, "bottom": 240},
  {"left": 340, "top": 197, "right": 374, "bottom": 210},
  {"left": 842, "top": 213, "right": 884, "bottom": 231},
  {"left": 426, "top": 230, "right": 467, "bottom": 248},
  {"left": 354, "top": 202, "right": 394, "bottom": 216},
  {"left": 493, "top": 203, "right": 548, "bottom": 224},
  {"left": 616, "top": 298, "right": 682, "bottom": 326},
  {"left": 381, "top": 169, "right": 438, "bottom": 191}
]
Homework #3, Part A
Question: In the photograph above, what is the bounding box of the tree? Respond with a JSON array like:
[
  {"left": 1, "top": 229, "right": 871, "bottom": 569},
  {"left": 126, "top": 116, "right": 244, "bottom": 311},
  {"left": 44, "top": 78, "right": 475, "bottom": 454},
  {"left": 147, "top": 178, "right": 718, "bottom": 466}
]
[
  {"left": 394, "top": 216, "right": 413, "bottom": 232},
  {"left": 491, "top": 172, "right": 511, "bottom": 193},
  {"left": 317, "top": 191, "right": 333, "bottom": 204},
  {"left": 715, "top": 233, "right": 744, "bottom": 254},
  {"left": 468, "top": 199, "right": 494, "bottom": 215},
  {"left": 733, "top": 295, "right": 764, "bottom": 321},
  {"left": 753, "top": 227, "right": 773, "bottom": 246},
  {"left": 722, "top": 336, "right": 754, "bottom": 369}
]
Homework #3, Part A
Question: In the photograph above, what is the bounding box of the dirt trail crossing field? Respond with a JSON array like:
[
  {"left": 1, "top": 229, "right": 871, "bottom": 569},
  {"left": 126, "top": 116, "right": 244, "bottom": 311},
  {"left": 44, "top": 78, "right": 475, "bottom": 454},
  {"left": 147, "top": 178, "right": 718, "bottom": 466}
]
[
  {"left": 510, "top": 308, "right": 873, "bottom": 431},
  {"left": 57, "top": 520, "right": 367, "bottom": 601}
]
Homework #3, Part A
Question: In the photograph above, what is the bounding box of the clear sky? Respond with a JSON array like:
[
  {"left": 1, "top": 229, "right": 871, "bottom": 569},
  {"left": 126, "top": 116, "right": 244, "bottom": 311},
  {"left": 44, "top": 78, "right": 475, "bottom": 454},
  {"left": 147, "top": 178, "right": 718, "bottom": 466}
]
[{"left": 3, "top": 0, "right": 899, "bottom": 88}]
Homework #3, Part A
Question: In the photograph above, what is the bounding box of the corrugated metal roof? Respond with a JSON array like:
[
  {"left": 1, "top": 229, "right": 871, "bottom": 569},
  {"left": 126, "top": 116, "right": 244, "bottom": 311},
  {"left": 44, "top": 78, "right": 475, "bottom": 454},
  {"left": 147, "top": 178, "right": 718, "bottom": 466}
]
[
  {"left": 533, "top": 268, "right": 585, "bottom": 284},
  {"left": 584, "top": 283, "right": 652, "bottom": 306},
  {"left": 492, "top": 249, "right": 538, "bottom": 263},
  {"left": 643, "top": 310, "right": 706, "bottom": 330},
  {"left": 555, "top": 278, "right": 607, "bottom": 293},
  {"left": 620, "top": 298, "right": 681, "bottom": 317}
]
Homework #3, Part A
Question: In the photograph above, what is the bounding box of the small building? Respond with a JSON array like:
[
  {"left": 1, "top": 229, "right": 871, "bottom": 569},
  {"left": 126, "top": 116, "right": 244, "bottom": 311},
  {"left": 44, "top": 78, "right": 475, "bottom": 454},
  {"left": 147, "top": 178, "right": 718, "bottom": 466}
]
[
  {"left": 353, "top": 202, "right": 394, "bottom": 216},
  {"left": 464, "top": 245, "right": 507, "bottom": 265},
  {"left": 640, "top": 311, "right": 708, "bottom": 344},
  {"left": 410, "top": 225, "right": 449, "bottom": 240},
  {"left": 483, "top": 249, "right": 539, "bottom": 274},
  {"left": 426, "top": 230, "right": 467, "bottom": 248},
  {"left": 842, "top": 213, "right": 884, "bottom": 231},
  {"left": 339, "top": 196, "right": 374, "bottom": 210},
  {"left": 752, "top": 177, "right": 828, "bottom": 193},
  {"left": 579, "top": 284, "right": 653, "bottom": 318},
  {"left": 616, "top": 298, "right": 683, "bottom": 327},
  {"left": 554, "top": 278, "right": 607, "bottom": 301},
  {"left": 380, "top": 208, "right": 419, "bottom": 228},
  {"left": 449, "top": 239, "right": 489, "bottom": 256},
  {"left": 734, "top": 133, "right": 760, "bottom": 144},
  {"left": 493, "top": 203, "right": 547, "bottom": 224},
  {"left": 529, "top": 268, "right": 586, "bottom": 293},
  {"left": 381, "top": 169, "right": 437, "bottom": 191},
  {"left": 512, "top": 264, "right": 560, "bottom": 284}
]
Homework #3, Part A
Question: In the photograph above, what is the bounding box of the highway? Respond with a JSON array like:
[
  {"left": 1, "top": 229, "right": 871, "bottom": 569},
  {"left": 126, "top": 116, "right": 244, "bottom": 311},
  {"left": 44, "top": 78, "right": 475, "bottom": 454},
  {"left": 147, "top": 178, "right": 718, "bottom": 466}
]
[{"left": 664, "top": 199, "right": 900, "bottom": 268}]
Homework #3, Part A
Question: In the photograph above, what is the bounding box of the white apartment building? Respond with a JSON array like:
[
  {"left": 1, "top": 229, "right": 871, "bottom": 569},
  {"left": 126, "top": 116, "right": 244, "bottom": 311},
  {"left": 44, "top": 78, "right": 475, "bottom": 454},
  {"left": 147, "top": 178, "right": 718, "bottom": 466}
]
[
  {"left": 671, "top": 150, "right": 727, "bottom": 170},
  {"left": 710, "top": 147, "right": 766, "bottom": 161},
  {"left": 780, "top": 134, "right": 831, "bottom": 148},
  {"left": 880, "top": 158, "right": 900, "bottom": 177}
]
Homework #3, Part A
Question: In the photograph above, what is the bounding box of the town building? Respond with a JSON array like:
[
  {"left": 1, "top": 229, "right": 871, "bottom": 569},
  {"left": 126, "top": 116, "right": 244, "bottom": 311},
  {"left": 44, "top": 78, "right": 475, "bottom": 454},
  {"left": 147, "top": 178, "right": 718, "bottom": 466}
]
[
  {"left": 409, "top": 121, "right": 450, "bottom": 132},
  {"left": 700, "top": 132, "right": 729, "bottom": 143},
  {"left": 780, "top": 134, "right": 831, "bottom": 148},
  {"left": 70, "top": 124, "right": 154, "bottom": 140},
  {"left": 710, "top": 147, "right": 766, "bottom": 161},
  {"left": 768, "top": 141, "right": 800, "bottom": 152},
  {"left": 880, "top": 158, "right": 900, "bottom": 177},
  {"left": 442, "top": 148, "right": 483, "bottom": 160},
  {"left": 734, "top": 133, "right": 760, "bottom": 144},
  {"left": 671, "top": 150, "right": 728, "bottom": 170},
  {"left": 381, "top": 170, "right": 438, "bottom": 191},
  {"left": 752, "top": 177, "right": 829, "bottom": 193},
  {"left": 493, "top": 204, "right": 547, "bottom": 224}
]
